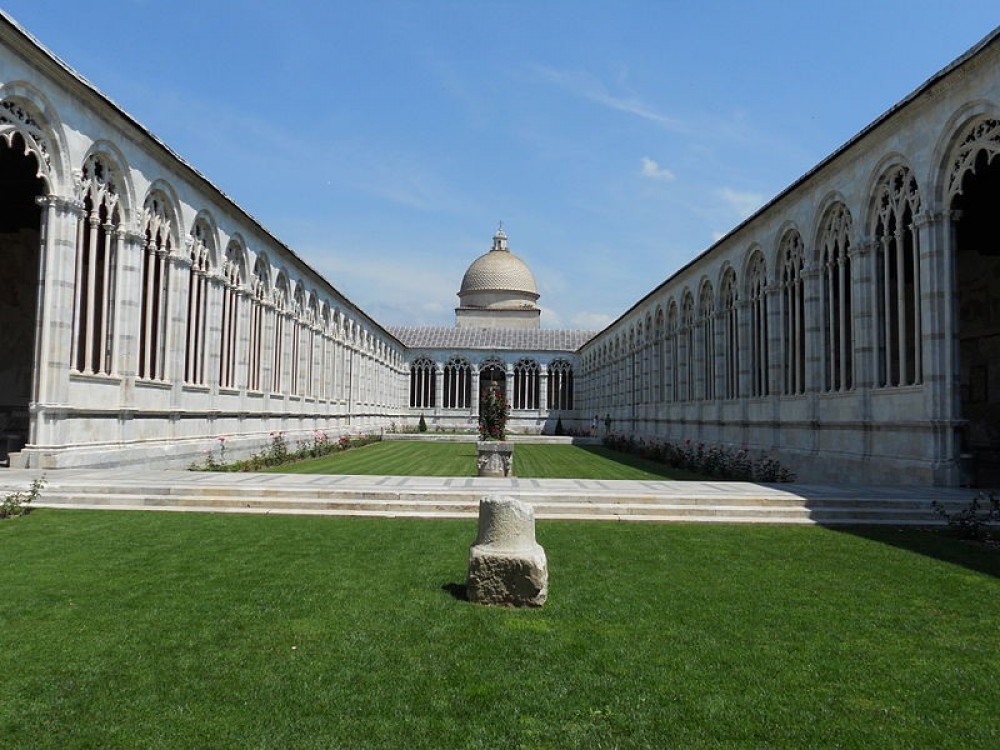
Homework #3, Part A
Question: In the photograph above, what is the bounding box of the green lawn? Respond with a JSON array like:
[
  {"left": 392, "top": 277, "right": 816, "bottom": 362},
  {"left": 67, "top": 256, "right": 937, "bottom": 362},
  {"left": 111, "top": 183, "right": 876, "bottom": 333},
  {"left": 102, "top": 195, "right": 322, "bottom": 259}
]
[
  {"left": 1, "top": 510, "right": 998, "bottom": 749},
  {"left": 267, "top": 441, "right": 706, "bottom": 479}
]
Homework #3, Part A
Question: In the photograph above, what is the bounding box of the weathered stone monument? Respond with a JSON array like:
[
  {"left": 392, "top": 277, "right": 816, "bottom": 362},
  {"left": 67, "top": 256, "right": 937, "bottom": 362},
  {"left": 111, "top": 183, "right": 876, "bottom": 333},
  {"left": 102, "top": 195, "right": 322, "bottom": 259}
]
[
  {"left": 476, "top": 441, "right": 514, "bottom": 477},
  {"left": 466, "top": 494, "right": 547, "bottom": 607}
]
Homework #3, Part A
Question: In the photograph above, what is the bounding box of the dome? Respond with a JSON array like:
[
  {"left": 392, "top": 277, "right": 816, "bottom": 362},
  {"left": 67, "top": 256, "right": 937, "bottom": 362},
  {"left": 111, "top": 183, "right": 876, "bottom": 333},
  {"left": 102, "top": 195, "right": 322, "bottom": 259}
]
[{"left": 459, "top": 228, "right": 539, "bottom": 298}]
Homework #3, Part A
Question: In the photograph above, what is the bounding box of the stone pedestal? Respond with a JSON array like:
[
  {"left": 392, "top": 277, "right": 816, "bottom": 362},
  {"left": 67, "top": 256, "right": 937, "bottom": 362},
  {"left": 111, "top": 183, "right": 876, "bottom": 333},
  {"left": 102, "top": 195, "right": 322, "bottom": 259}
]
[
  {"left": 477, "top": 441, "right": 514, "bottom": 477},
  {"left": 467, "top": 495, "right": 547, "bottom": 607}
]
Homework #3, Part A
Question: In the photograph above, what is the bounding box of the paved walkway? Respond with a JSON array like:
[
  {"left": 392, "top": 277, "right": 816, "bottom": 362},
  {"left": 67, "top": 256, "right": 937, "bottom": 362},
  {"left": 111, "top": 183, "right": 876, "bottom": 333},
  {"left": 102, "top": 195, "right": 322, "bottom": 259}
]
[{"left": 0, "top": 468, "right": 978, "bottom": 525}]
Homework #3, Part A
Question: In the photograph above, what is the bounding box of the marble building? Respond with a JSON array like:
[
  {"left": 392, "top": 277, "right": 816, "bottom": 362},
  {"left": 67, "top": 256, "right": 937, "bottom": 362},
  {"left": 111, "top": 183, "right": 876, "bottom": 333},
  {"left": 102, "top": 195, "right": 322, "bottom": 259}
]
[
  {"left": 0, "top": 11, "right": 999, "bottom": 484},
  {"left": 391, "top": 227, "right": 594, "bottom": 434}
]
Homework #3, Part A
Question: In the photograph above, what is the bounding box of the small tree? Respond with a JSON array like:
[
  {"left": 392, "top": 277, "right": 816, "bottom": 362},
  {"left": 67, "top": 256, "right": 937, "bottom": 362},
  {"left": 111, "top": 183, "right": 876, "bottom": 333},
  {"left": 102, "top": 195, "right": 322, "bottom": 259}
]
[
  {"left": 478, "top": 386, "right": 510, "bottom": 441},
  {"left": 418, "top": 414, "right": 427, "bottom": 432}
]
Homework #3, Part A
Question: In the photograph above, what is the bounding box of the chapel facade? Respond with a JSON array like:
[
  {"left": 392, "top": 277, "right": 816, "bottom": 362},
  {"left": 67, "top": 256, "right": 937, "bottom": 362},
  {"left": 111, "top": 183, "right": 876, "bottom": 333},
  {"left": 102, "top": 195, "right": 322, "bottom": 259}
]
[{"left": 1, "top": 12, "right": 999, "bottom": 485}]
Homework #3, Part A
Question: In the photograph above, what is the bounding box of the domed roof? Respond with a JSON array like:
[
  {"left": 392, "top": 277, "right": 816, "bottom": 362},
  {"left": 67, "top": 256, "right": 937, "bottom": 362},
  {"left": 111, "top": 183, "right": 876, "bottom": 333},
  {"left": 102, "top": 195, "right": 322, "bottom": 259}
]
[{"left": 459, "top": 228, "right": 539, "bottom": 297}]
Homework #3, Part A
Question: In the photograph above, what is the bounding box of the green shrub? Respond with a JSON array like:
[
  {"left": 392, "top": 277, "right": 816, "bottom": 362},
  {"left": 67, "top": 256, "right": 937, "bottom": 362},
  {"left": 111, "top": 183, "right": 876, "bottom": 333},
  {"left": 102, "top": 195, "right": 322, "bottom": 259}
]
[
  {"left": 418, "top": 414, "right": 427, "bottom": 433},
  {"left": 0, "top": 478, "right": 44, "bottom": 519},
  {"left": 932, "top": 490, "right": 1000, "bottom": 541}
]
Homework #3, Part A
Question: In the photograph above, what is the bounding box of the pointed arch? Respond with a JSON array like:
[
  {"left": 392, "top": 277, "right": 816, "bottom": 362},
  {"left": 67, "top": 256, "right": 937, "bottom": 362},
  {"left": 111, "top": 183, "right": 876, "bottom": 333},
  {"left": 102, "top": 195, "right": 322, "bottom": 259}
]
[
  {"left": 871, "top": 163, "right": 921, "bottom": 387},
  {"left": 184, "top": 215, "right": 216, "bottom": 385},
  {"left": 72, "top": 151, "right": 127, "bottom": 375},
  {"left": 719, "top": 266, "right": 739, "bottom": 399},
  {"left": 817, "top": 202, "right": 854, "bottom": 392},
  {"left": 778, "top": 228, "right": 806, "bottom": 394},
  {"left": 746, "top": 248, "right": 769, "bottom": 397},
  {"left": 218, "top": 238, "right": 245, "bottom": 389},
  {"left": 136, "top": 187, "right": 176, "bottom": 380}
]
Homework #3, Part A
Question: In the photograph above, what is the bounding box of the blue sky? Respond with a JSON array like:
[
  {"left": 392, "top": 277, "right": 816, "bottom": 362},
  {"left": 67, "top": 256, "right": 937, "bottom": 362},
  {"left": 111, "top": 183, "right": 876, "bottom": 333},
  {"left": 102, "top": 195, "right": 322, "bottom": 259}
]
[{"left": 5, "top": 2, "right": 998, "bottom": 330}]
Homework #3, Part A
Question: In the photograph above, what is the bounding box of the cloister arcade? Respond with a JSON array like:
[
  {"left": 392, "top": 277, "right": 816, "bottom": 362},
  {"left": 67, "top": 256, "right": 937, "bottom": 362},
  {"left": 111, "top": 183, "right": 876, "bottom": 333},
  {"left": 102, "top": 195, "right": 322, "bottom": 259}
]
[
  {"left": 1, "top": 12, "right": 999, "bottom": 484},
  {"left": 578, "top": 99, "right": 1000, "bottom": 485}
]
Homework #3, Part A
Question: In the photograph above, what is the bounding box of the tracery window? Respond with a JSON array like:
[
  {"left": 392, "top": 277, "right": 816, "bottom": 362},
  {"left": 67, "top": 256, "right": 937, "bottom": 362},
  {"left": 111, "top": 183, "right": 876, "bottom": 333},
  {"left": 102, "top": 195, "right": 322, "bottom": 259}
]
[
  {"left": 219, "top": 243, "right": 243, "bottom": 390},
  {"left": 409, "top": 357, "right": 436, "bottom": 408},
  {"left": 443, "top": 356, "right": 472, "bottom": 409},
  {"left": 666, "top": 302, "right": 679, "bottom": 402},
  {"left": 819, "top": 204, "right": 853, "bottom": 392},
  {"left": 513, "top": 358, "right": 540, "bottom": 410},
  {"left": 271, "top": 275, "right": 289, "bottom": 393},
  {"left": 681, "top": 292, "right": 695, "bottom": 401},
  {"left": 873, "top": 165, "right": 921, "bottom": 387},
  {"left": 288, "top": 286, "right": 304, "bottom": 395},
  {"left": 319, "top": 306, "right": 332, "bottom": 400},
  {"left": 246, "top": 257, "right": 268, "bottom": 392},
  {"left": 305, "top": 295, "right": 319, "bottom": 398},
  {"left": 747, "top": 251, "right": 769, "bottom": 397},
  {"left": 698, "top": 281, "right": 716, "bottom": 401},
  {"left": 653, "top": 308, "right": 664, "bottom": 402},
  {"left": 720, "top": 269, "right": 739, "bottom": 399},
  {"left": 136, "top": 191, "right": 171, "bottom": 380},
  {"left": 547, "top": 359, "right": 574, "bottom": 410},
  {"left": 73, "top": 154, "right": 123, "bottom": 376},
  {"left": 184, "top": 219, "right": 214, "bottom": 385},
  {"left": 779, "top": 231, "right": 806, "bottom": 395}
]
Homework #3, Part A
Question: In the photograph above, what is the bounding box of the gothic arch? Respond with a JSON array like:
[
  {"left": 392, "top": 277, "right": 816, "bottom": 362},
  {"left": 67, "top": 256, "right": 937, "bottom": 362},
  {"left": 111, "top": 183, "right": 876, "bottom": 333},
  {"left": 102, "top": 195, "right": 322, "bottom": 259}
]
[
  {"left": 80, "top": 141, "right": 135, "bottom": 224},
  {"left": 0, "top": 81, "right": 70, "bottom": 190},
  {"left": 931, "top": 99, "right": 1000, "bottom": 204}
]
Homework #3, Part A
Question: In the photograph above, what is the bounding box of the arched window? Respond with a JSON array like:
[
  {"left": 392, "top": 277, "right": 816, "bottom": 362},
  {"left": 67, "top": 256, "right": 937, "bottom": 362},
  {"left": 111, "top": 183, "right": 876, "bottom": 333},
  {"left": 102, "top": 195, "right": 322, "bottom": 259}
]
[
  {"left": 305, "top": 295, "right": 319, "bottom": 398},
  {"left": 184, "top": 219, "right": 214, "bottom": 385},
  {"left": 873, "top": 165, "right": 921, "bottom": 387},
  {"left": 137, "top": 191, "right": 171, "bottom": 381},
  {"left": 443, "top": 356, "right": 472, "bottom": 409},
  {"left": 547, "top": 359, "right": 574, "bottom": 410},
  {"left": 819, "top": 204, "right": 853, "bottom": 392},
  {"left": 74, "top": 154, "right": 123, "bottom": 376},
  {"left": 513, "top": 358, "right": 540, "bottom": 410},
  {"left": 247, "top": 257, "right": 268, "bottom": 392},
  {"left": 779, "top": 231, "right": 806, "bottom": 395},
  {"left": 681, "top": 292, "right": 695, "bottom": 401},
  {"left": 720, "top": 268, "right": 739, "bottom": 399},
  {"left": 410, "top": 357, "right": 436, "bottom": 408},
  {"left": 698, "top": 281, "right": 715, "bottom": 400},
  {"left": 288, "top": 285, "right": 304, "bottom": 395},
  {"left": 747, "top": 251, "right": 769, "bottom": 397},
  {"left": 271, "top": 274, "right": 289, "bottom": 393},
  {"left": 666, "top": 302, "right": 679, "bottom": 402},
  {"left": 653, "top": 308, "right": 664, "bottom": 402},
  {"left": 219, "top": 242, "right": 244, "bottom": 390}
]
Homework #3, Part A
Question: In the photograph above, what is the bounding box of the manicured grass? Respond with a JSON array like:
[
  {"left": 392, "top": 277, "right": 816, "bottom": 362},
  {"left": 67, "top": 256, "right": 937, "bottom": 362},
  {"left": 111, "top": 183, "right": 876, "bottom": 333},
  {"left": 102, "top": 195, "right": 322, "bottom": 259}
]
[
  {"left": 267, "top": 440, "right": 706, "bottom": 479},
  {"left": 1, "top": 510, "right": 998, "bottom": 749}
]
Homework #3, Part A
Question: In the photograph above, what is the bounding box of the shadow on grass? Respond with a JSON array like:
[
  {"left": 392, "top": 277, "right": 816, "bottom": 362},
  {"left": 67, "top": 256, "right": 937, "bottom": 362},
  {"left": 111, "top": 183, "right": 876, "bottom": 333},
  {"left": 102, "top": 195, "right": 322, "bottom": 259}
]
[
  {"left": 829, "top": 525, "right": 1000, "bottom": 580},
  {"left": 575, "top": 444, "right": 710, "bottom": 480},
  {"left": 441, "top": 582, "right": 468, "bottom": 601}
]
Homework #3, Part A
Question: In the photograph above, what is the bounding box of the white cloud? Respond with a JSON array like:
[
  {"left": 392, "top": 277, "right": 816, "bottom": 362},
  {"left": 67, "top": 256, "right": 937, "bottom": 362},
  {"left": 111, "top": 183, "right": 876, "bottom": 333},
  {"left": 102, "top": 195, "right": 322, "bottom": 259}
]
[
  {"left": 717, "top": 187, "right": 765, "bottom": 219},
  {"left": 641, "top": 157, "right": 675, "bottom": 181},
  {"left": 533, "top": 65, "right": 686, "bottom": 133}
]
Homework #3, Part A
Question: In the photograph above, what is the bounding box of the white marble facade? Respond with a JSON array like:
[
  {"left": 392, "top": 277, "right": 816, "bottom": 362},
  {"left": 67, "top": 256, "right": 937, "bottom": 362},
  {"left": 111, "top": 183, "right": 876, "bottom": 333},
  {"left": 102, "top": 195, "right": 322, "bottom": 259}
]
[
  {"left": 0, "top": 16, "right": 406, "bottom": 468},
  {"left": 1, "top": 13, "right": 1000, "bottom": 484}
]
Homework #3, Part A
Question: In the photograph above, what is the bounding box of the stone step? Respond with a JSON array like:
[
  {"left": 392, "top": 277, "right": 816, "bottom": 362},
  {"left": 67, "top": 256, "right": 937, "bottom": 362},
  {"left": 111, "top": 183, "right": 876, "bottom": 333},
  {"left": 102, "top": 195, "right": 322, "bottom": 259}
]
[
  {"left": 32, "top": 489, "right": 952, "bottom": 525},
  {"left": 6, "top": 469, "right": 974, "bottom": 526}
]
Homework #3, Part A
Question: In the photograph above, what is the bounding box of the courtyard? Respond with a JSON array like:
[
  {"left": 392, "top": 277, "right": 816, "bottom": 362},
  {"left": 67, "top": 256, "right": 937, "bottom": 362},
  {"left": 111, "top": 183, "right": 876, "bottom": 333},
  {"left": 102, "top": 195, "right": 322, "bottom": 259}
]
[{"left": 1, "top": 509, "right": 998, "bottom": 749}]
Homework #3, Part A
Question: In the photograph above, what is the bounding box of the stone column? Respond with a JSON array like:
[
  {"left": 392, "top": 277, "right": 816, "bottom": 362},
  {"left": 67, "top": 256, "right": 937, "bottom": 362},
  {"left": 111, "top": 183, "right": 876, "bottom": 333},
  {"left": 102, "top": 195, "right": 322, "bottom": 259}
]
[
  {"left": 30, "top": 195, "right": 81, "bottom": 447},
  {"left": 435, "top": 362, "right": 444, "bottom": 413},
  {"left": 539, "top": 364, "right": 548, "bottom": 413},
  {"left": 471, "top": 367, "right": 480, "bottom": 420},
  {"left": 467, "top": 495, "right": 547, "bottom": 607}
]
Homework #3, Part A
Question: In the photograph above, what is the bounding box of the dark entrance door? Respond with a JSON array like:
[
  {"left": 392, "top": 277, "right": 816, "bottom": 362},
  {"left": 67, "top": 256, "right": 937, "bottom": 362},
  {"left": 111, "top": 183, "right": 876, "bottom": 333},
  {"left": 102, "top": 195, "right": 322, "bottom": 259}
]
[
  {"left": 0, "top": 133, "right": 44, "bottom": 462},
  {"left": 952, "top": 147, "right": 1000, "bottom": 486}
]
